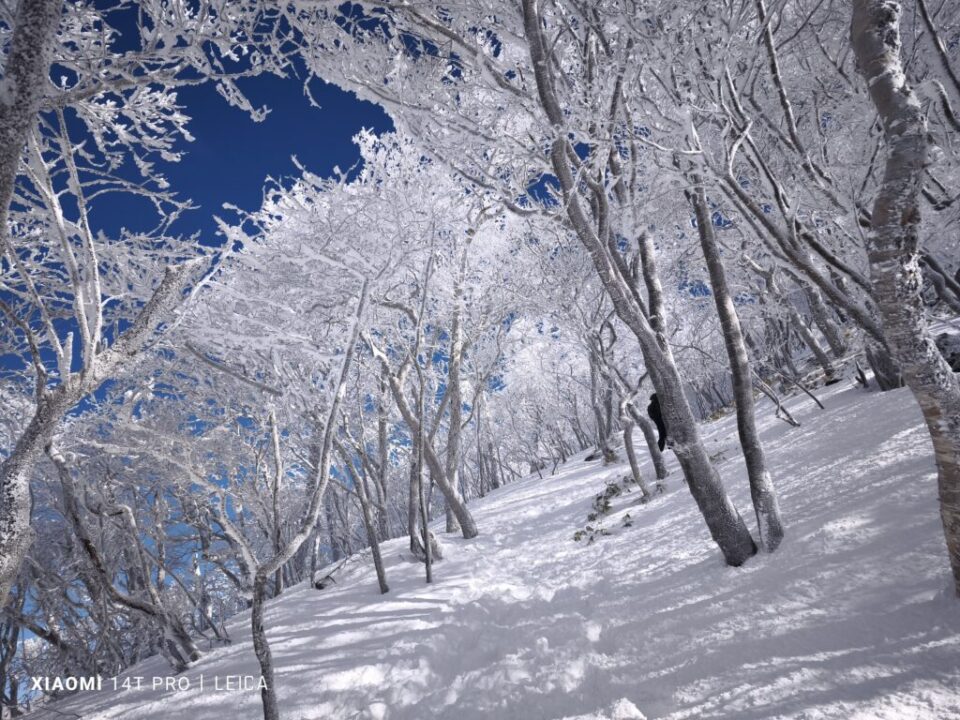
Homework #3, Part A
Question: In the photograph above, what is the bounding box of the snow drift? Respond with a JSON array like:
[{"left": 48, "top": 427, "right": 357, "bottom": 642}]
[{"left": 25, "top": 383, "right": 960, "bottom": 720}]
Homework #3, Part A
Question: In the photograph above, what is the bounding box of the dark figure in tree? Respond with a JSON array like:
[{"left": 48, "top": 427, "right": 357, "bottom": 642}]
[{"left": 647, "top": 393, "right": 668, "bottom": 451}]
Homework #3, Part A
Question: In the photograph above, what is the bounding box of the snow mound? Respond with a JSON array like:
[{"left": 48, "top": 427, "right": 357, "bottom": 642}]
[
  {"left": 559, "top": 698, "right": 646, "bottom": 720},
  {"left": 26, "top": 383, "right": 960, "bottom": 720}
]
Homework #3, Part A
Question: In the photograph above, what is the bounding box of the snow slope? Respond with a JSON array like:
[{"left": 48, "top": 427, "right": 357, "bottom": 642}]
[{"left": 26, "top": 383, "right": 960, "bottom": 720}]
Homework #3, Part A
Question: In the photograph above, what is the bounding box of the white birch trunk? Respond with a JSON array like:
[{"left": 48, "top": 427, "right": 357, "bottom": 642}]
[{"left": 851, "top": 0, "right": 960, "bottom": 595}]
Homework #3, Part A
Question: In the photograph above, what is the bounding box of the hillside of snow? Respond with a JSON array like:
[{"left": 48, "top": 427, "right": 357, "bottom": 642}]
[{"left": 27, "top": 382, "right": 960, "bottom": 720}]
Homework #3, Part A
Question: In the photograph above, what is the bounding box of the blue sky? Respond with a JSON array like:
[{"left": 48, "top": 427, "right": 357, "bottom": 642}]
[
  {"left": 91, "top": 71, "right": 392, "bottom": 247},
  {"left": 81, "top": 0, "right": 392, "bottom": 245},
  {"left": 3, "top": 50, "right": 392, "bottom": 388}
]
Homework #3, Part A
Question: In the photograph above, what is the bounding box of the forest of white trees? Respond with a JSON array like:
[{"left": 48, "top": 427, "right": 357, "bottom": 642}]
[{"left": 0, "top": 1, "right": 959, "bottom": 718}]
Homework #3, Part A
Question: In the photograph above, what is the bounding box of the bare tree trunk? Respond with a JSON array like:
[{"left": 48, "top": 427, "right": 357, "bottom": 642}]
[
  {"left": 337, "top": 444, "right": 389, "bottom": 594},
  {"left": 381, "top": 371, "right": 479, "bottom": 538},
  {"left": 629, "top": 406, "right": 669, "bottom": 481},
  {"left": 418, "top": 444, "right": 433, "bottom": 584},
  {"left": 407, "top": 442, "right": 420, "bottom": 552},
  {"left": 475, "top": 409, "right": 488, "bottom": 497},
  {"left": 0, "top": 0, "right": 62, "bottom": 231},
  {"left": 790, "top": 313, "right": 837, "bottom": 382},
  {"left": 250, "top": 574, "right": 278, "bottom": 720},
  {"left": 252, "top": 281, "right": 368, "bottom": 720},
  {"left": 690, "top": 178, "right": 784, "bottom": 552},
  {"left": 416, "top": 365, "right": 434, "bottom": 582},
  {"left": 488, "top": 442, "right": 503, "bottom": 489},
  {"left": 522, "top": 0, "right": 757, "bottom": 566},
  {"left": 376, "top": 380, "right": 392, "bottom": 539},
  {"left": 852, "top": 0, "right": 960, "bottom": 596},
  {"left": 622, "top": 420, "right": 653, "bottom": 500},
  {"left": 443, "top": 497, "right": 463, "bottom": 536},
  {"left": 0, "top": 0, "right": 65, "bottom": 610},
  {"left": 866, "top": 341, "right": 904, "bottom": 390},
  {"left": 589, "top": 355, "right": 609, "bottom": 454},
  {"left": 442, "top": 243, "right": 473, "bottom": 534},
  {"left": 268, "top": 413, "right": 284, "bottom": 597},
  {"left": 802, "top": 282, "right": 849, "bottom": 358},
  {"left": 357, "top": 473, "right": 389, "bottom": 594},
  {"left": 325, "top": 497, "right": 343, "bottom": 562},
  {"left": 0, "top": 395, "right": 69, "bottom": 610},
  {"left": 748, "top": 259, "right": 839, "bottom": 382}
]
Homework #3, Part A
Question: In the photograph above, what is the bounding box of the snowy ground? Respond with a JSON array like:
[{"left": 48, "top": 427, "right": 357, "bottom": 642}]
[{"left": 26, "top": 382, "right": 960, "bottom": 720}]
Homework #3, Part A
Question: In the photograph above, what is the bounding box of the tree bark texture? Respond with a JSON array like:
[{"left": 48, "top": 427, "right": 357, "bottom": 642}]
[
  {"left": 690, "top": 177, "right": 785, "bottom": 552},
  {"left": 851, "top": 0, "right": 960, "bottom": 595}
]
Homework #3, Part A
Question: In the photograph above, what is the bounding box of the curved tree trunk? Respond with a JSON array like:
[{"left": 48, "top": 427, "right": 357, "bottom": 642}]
[
  {"left": 443, "top": 488, "right": 464, "bottom": 534},
  {"left": 0, "top": 0, "right": 63, "bottom": 229},
  {"left": 852, "top": 0, "right": 960, "bottom": 596},
  {"left": 0, "top": 0, "right": 66, "bottom": 611},
  {"left": 0, "top": 396, "right": 68, "bottom": 611}
]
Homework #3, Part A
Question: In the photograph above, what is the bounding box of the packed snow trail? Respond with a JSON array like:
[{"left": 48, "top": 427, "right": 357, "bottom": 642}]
[{"left": 27, "top": 383, "right": 960, "bottom": 719}]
